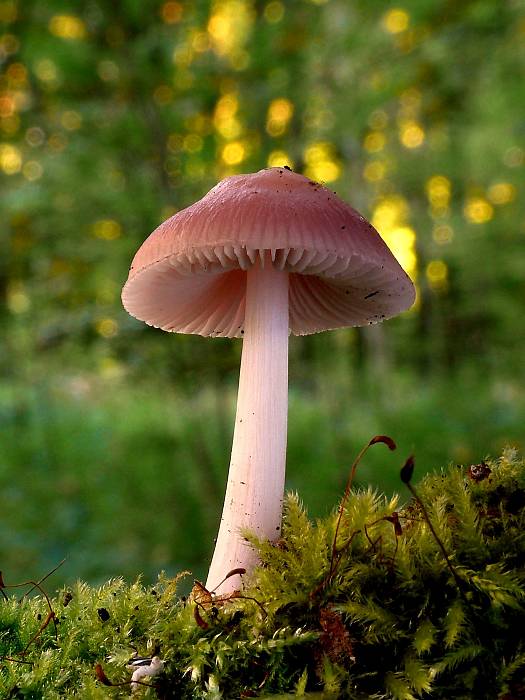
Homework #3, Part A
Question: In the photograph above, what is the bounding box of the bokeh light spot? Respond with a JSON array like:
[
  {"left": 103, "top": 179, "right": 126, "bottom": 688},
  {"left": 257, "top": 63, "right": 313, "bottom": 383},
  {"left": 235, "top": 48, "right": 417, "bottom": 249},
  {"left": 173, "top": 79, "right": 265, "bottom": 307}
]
[
  {"left": 183, "top": 133, "right": 203, "bottom": 153},
  {"left": 364, "top": 131, "right": 386, "bottom": 153},
  {"left": 22, "top": 160, "right": 43, "bottom": 181},
  {"left": 382, "top": 8, "right": 410, "bottom": 34},
  {"left": 266, "top": 97, "right": 294, "bottom": 137},
  {"left": 304, "top": 141, "right": 341, "bottom": 183},
  {"left": 7, "top": 281, "right": 30, "bottom": 314},
  {"left": 267, "top": 150, "right": 294, "bottom": 169},
  {"left": 92, "top": 219, "right": 122, "bottom": 240},
  {"left": 264, "top": 1, "right": 284, "bottom": 23},
  {"left": 61, "top": 110, "right": 82, "bottom": 130},
  {"left": 363, "top": 161, "right": 386, "bottom": 182},
  {"left": 399, "top": 120, "right": 425, "bottom": 148},
  {"left": 433, "top": 224, "right": 454, "bottom": 245},
  {"left": 96, "top": 318, "right": 119, "bottom": 338},
  {"left": 464, "top": 197, "right": 494, "bottom": 224},
  {"left": 426, "top": 259, "right": 448, "bottom": 290},
  {"left": 48, "top": 14, "right": 87, "bottom": 40},
  {"left": 35, "top": 58, "right": 58, "bottom": 83},
  {"left": 0, "top": 142, "right": 21, "bottom": 173},
  {"left": 221, "top": 140, "right": 245, "bottom": 165},
  {"left": 25, "top": 126, "right": 46, "bottom": 148},
  {"left": 487, "top": 182, "right": 516, "bottom": 205}
]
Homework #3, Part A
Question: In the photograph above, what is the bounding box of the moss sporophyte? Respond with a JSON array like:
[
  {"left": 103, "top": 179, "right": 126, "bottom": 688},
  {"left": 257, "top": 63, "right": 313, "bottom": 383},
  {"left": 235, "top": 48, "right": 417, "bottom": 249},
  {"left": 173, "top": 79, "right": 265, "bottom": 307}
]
[{"left": 1, "top": 445, "right": 525, "bottom": 698}]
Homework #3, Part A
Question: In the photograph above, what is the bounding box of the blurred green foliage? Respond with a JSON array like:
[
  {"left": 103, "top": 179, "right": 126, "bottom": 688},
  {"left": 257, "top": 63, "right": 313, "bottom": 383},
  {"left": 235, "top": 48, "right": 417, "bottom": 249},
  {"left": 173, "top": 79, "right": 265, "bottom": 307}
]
[{"left": 1, "top": 0, "right": 524, "bottom": 584}]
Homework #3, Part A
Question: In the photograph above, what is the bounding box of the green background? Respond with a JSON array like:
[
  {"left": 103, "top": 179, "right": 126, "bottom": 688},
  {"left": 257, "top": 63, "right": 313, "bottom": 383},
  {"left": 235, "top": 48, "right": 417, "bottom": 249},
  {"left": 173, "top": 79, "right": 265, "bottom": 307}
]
[{"left": 1, "top": 0, "right": 524, "bottom": 587}]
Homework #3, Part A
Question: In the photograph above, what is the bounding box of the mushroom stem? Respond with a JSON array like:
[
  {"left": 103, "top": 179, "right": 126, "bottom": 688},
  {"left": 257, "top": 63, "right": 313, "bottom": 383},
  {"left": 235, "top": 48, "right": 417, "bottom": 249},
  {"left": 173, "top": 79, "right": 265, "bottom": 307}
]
[{"left": 206, "top": 254, "right": 289, "bottom": 594}]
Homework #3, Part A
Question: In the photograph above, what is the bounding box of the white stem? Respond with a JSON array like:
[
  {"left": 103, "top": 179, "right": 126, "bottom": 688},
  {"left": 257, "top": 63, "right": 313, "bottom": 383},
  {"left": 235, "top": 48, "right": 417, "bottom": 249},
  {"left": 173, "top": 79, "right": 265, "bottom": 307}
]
[{"left": 206, "top": 256, "right": 289, "bottom": 594}]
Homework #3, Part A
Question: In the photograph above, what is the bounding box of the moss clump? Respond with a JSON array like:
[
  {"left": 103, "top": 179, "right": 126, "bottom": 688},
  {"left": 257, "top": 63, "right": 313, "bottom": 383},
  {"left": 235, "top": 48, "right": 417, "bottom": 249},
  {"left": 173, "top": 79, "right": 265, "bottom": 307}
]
[{"left": 1, "top": 447, "right": 525, "bottom": 699}]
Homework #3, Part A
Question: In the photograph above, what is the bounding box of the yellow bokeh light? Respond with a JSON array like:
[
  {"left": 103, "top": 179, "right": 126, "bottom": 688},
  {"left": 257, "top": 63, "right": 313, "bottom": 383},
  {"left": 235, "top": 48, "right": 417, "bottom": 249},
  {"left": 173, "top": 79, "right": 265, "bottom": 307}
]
[
  {"left": 307, "top": 161, "right": 341, "bottom": 183},
  {"left": 380, "top": 226, "right": 417, "bottom": 277},
  {"left": 208, "top": 1, "right": 254, "bottom": 59},
  {"left": 267, "top": 97, "right": 293, "bottom": 123},
  {"left": 61, "top": 110, "right": 82, "bottom": 130},
  {"left": 96, "top": 318, "right": 119, "bottom": 338},
  {"left": 399, "top": 120, "right": 425, "bottom": 148},
  {"left": 363, "top": 131, "right": 386, "bottom": 153},
  {"left": 221, "top": 140, "right": 245, "bottom": 165},
  {"left": 264, "top": 1, "right": 284, "bottom": 22},
  {"left": 363, "top": 161, "right": 386, "bottom": 182},
  {"left": 35, "top": 59, "right": 58, "bottom": 83},
  {"left": 23, "top": 160, "right": 43, "bottom": 181},
  {"left": 487, "top": 182, "right": 516, "bottom": 205},
  {"left": 304, "top": 141, "right": 341, "bottom": 183},
  {"left": 372, "top": 195, "right": 416, "bottom": 277},
  {"left": 7, "top": 281, "right": 30, "bottom": 314},
  {"left": 433, "top": 224, "right": 454, "bottom": 245},
  {"left": 426, "top": 259, "right": 448, "bottom": 289},
  {"left": 214, "top": 92, "right": 242, "bottom": 139},
  {"left": 267, "top": 150, "right": 294, "bottom": 169},
  {"left": 266, "top": 97, "right": 294, "bottom": 137},
  {"left": 464, "top": 197, "right": 494, "bottom": 224},
  {"left": 92, "top": 219, "right": 122, "bottom": 240},
  {"left": 372, "top": 195, "right": 409, "bottom": 231},
  {"left": 215, "top": 92, "right": 238, "bottom": 119},
  {"left": 48, "top": 14, "right": 87, "bottom": 40},
  {"left": 425, "top": 175, "right": 451, "bottom": 207},
  {"left": 0, "top": 142, "right": 21, "bottom": 174},
  {"left": 161, "top": 1, "right": 183, "bottom": 24},
  {"left": 382, "top": 8, "right": 410, "bottom": 34}
]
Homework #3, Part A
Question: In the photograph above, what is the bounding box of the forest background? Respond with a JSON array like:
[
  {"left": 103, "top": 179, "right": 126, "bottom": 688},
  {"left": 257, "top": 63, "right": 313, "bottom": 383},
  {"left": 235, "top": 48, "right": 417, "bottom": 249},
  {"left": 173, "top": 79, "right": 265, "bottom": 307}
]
[{"left": 1, "top": 0, "right": 524, "bottom": 587}]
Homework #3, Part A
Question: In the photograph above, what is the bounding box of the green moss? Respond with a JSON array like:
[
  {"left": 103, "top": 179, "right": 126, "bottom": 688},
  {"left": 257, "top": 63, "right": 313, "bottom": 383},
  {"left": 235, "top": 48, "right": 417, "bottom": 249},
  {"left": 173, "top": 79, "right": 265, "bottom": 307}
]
[{"left": 1, "top": 448, "right": 524, "bottom": 698}]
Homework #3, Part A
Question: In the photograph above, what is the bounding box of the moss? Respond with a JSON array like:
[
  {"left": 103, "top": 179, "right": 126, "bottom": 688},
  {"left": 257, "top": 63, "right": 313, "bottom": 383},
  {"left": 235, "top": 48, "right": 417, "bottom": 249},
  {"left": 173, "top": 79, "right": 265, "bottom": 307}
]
[{"left": 1, "top": 447, "right": 525, "bottom": 699}]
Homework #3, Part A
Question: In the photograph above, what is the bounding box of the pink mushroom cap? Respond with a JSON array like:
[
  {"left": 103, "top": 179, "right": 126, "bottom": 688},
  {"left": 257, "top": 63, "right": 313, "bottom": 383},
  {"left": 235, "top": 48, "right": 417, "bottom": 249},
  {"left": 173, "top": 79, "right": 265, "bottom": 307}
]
[{"left": 122, "top": 167, "right": 416, "bottom": 336}]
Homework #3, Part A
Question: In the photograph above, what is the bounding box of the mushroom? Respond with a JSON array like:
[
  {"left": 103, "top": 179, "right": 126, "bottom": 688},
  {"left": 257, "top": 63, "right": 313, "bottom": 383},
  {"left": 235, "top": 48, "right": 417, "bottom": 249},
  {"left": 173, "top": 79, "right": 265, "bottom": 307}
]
[{"left": 121, "top": 167, "right": 415, "bottom": 594}]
